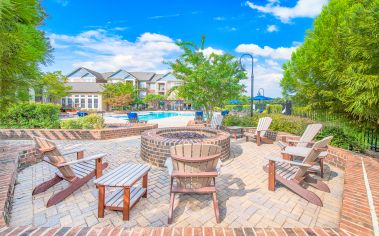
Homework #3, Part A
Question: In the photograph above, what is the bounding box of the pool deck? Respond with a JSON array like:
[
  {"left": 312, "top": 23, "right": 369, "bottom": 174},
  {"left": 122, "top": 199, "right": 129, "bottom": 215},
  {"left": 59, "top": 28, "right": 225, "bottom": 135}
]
[{"left": 8, "top": 137, "right": 344, "bottom": 228}]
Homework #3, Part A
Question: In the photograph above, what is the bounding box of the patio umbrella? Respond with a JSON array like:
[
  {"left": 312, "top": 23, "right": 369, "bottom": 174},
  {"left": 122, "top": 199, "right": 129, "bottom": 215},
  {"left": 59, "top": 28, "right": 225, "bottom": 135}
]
[{"left": 251, "top": 95, "right": 273, "bottom": 101}]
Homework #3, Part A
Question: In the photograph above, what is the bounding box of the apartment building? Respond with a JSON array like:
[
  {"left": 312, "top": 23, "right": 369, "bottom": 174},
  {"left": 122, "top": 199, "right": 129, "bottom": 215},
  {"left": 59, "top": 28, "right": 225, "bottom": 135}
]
[{"left": 61, "top": 67, "right": 182, "bottom": 111}]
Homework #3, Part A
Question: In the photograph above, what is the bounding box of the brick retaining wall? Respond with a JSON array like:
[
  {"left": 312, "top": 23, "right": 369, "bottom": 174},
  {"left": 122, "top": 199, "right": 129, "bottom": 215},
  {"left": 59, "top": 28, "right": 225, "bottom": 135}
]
[
  {"left": 0, "top": 145, "right": 35, "bottom": 227},
  {"left": 0, "top": 123, "right": 158, "bottom": 140}
]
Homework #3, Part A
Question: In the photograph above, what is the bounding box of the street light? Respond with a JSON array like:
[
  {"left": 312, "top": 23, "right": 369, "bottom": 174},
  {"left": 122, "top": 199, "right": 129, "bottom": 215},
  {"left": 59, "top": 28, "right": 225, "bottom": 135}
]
[{"left": 239, "top": 53, "right": 254, "bottom": 117}]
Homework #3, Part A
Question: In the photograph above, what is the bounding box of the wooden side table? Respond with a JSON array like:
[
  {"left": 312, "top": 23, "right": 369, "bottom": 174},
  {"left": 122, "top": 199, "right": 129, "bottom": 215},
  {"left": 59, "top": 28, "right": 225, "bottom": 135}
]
[
  {"left": 226, "top": 126, "right": 243, "bottom": 140},
  {"left": 94, "top": 163, "right": 150, "bottom": 220}
]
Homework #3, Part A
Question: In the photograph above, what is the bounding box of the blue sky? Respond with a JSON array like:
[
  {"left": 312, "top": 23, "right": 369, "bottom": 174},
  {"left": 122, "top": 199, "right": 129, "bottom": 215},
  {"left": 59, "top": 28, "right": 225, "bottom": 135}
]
[{"left": 42, "top": 0, "right": 328, "bottom": 97}]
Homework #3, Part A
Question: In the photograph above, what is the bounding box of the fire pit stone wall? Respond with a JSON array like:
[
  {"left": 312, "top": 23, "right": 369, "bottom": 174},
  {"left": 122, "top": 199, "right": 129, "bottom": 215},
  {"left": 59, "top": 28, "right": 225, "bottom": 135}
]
[{"left": 141, "top": 127, "right": 230, "bottom": 167}]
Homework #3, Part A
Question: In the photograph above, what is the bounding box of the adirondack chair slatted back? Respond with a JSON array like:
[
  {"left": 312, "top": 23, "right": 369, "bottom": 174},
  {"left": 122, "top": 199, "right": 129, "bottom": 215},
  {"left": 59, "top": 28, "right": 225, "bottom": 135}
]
[
  {"left": 170, "top": 144, "right": 221, "bottom": 189},
  {"left": 256, "top": 117, "right": 272, "bottom": 137},
  {"left": 210, "top": 114, "right": 223, "bottom": 129},
  {"left": 294, "top": 136, "right": 333, "bottom": 178},
  {"left": 297, "top": 124, "right": 323, "bottom": 147},
  {"left": 33, "top": 137, "right": 76, "bottom": 178}
]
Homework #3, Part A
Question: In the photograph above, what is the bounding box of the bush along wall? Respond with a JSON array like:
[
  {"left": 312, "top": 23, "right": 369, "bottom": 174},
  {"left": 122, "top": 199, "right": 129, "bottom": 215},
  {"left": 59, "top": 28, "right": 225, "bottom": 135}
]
[
  {"left": 223, "top": 113, "right": 365, "bottom": 152},
  {"left": 0, "top": 102, "right": 61, "bottom": 128},
  {"left": 60, "top": 114, "right": 104, "bottom": 129}
]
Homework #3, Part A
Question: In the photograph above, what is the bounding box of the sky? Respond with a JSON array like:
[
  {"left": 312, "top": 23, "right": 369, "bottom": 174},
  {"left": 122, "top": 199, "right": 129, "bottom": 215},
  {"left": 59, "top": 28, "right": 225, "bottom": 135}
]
[{"left": 41, "top": 0, "right": 329, "bottom": 97}]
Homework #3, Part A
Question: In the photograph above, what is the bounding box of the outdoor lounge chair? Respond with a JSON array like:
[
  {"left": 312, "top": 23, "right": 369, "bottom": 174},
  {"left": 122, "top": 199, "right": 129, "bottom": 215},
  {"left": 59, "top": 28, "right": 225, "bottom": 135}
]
[
  {"left": 264, "top": 136, "right": 333, "bottom": 206},
  {"left": 32, "top": 136, "right": 108, "bottom": 207},
  {"left": 209, "top": 113, "right": 224, "bottom": 129},
  {"left": 277, "top": 123, "right": 323, "bottom": 150},
  {"left": 245, "top": 117, "right": 273, "bottom": 146},
  {"left": 127, "top": 112, "right": 147, "bottom": 124},
  {"left": 166, "top": 144, "right": 222, "bottom": 224}
]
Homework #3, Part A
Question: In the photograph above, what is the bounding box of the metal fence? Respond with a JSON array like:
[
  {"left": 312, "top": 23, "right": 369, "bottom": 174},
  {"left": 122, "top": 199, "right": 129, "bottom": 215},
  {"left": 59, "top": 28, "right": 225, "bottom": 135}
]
[{"left": 291, "top": 109, "right": 378, "bottom": 152}]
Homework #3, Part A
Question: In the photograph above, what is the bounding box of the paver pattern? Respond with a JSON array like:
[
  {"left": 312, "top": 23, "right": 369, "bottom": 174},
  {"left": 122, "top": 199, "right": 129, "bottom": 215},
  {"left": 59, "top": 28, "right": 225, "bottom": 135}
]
[{"left": 8, "top": 136, "right": 344, "bottom": 228}]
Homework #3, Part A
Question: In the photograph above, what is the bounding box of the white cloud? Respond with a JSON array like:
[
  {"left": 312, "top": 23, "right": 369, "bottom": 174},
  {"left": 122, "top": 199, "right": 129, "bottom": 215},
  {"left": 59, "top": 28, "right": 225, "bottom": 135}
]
[
  {"left": 235, "top": 43, "right": 297, "bottom": 60},
  {"left": 47, "top": 30, "right": 182, "bottom": 73},
  {"left": 200, "top": 47, "right": 224, "bottom": 57},
  {"left": 266, "top": 25, "right": 278, "bottom": 32},
  {"left": 245, "top": 0, "right": 328, "bottom": 23}
]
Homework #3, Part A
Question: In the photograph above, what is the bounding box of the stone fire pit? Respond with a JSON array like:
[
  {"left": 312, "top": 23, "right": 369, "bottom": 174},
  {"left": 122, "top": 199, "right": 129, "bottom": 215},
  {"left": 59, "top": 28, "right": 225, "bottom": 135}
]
[{"left": 141, "top": 127, "right": 230, "bottom": 167}]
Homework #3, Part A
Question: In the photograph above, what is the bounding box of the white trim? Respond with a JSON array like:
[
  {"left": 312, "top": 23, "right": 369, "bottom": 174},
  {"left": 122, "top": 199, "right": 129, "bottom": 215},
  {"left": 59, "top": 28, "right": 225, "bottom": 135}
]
[{"left": 361, "top": 157, "right": 379, "bottom": 236}]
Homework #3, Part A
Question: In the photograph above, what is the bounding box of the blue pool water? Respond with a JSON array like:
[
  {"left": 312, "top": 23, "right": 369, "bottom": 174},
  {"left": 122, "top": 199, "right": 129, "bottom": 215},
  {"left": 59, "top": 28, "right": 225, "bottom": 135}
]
[{"left": 115, "top": 112, "right": 194, "bottom": 121}]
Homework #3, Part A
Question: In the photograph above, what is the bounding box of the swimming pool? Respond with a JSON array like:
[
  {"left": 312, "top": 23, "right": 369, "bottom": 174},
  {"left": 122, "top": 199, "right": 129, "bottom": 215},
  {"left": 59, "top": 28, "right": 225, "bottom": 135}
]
[{"left": 114, "top": 112, "right": 194, "bottom": 121}]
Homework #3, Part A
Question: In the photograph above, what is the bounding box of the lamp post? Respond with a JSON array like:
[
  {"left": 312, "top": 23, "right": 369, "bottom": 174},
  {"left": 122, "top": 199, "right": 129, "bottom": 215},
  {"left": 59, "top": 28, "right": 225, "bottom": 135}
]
[{"left": 239, "top": 53, "right": 254, "bottom": 117}]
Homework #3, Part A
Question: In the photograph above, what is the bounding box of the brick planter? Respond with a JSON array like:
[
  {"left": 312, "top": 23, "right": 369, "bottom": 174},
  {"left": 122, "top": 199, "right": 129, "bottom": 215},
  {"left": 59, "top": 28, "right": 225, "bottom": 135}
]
[
  {"left": 141, "top": 127, "right": 230, "bottom": 167},
  {"left": 0, "top": 123, "right": 158, "bottom": 140}
]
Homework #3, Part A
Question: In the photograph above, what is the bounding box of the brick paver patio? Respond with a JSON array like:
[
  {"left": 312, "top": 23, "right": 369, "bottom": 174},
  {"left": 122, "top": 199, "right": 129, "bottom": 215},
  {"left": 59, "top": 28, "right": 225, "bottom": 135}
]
[{"left": 8, "top": 136, "right": 344, "bottom": 228}]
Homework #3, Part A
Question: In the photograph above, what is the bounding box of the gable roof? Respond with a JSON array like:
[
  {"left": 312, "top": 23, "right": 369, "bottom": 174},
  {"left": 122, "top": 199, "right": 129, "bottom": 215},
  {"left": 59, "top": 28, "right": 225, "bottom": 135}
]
[
  {"left": 129, "top": 72, "right": 155, "bottom": 81},
  {"left": 67, "top": 82, "right": 105, "bottom": 93},
  {"left": 150, "top": 74, "right": 165, "bottom": 82},
  {"left": 67, "top": 67, "right": 108, "bottom": 82}
]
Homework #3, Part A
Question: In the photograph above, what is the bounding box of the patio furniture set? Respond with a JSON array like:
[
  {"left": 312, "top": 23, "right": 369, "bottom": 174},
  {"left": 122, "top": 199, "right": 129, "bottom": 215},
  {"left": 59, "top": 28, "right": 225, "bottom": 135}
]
[{"left": 31, "top": 115, "right": 332, "bottom": 224}]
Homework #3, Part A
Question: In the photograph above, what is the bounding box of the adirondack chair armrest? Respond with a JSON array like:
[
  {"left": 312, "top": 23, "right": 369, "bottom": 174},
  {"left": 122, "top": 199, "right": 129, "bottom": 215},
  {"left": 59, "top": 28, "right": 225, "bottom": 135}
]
[
  {"left": 287, "top": 140, "right": 311, "bottom": 144},
  {"left": 171, "top": 171, "right": 218, "bottom": 178},
  {"left": 265, "top": 156, "right": 311, "bottom": 168},
  {"left": 38, "top": 146, "right": 56, "bottom": 154},
  {"left": 57, "top": 153, "right": 107, "bottom": 167},
  {"left": 61, "top": 147, "right": 86, "bottom": 156}
]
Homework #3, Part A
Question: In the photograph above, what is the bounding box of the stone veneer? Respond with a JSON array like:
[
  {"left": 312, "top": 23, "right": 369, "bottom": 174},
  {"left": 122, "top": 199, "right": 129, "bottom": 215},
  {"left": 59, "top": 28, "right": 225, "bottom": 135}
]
[
  {"left": 141, "top": 127, "right": 230, "bottom": 167},
  {"left": 0, "top": 123, "right": 157, "bottom": 140}
]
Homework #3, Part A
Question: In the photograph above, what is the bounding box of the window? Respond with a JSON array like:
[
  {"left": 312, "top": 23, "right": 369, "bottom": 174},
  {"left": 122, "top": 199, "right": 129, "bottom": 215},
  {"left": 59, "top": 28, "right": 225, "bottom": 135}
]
[
  {"left": 149, "top": 83, "right": 156, "bottom": 89},
  {"left": 94, "top": 95, "right": 98, "bottom": 108},
  {"left": 80, "top": 95, "right": 85, "bottom": 108},
  {"left": 67, "top": 97, "right": 73, "bottom": 107},
  {"left": 74, "top": 95, "right": 80, "bottom": 108},
  {"left": 87, "top": 95, "right": 93, "bottom": 108},
  {"left": 61, "top": 98, "right": 66, "bottom": 107},
  {"left": 139, "top": 82, "right": 146, "bottom": 88}
]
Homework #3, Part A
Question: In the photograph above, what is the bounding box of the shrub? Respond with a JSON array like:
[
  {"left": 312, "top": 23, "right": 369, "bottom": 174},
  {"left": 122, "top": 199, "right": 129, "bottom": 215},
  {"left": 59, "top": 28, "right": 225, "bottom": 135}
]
[
  {"left": 223, "top": 114, "right": 313, "bottom": 135},
  {"left": 315, "top": 124, "right": 364, "bottom": 152},
  {"left": 60, "top": 114, "right": 104, "bottom": 129},
  {"left": 267, "top": 104, "right": 283, "bottom": 114},
  {"left": 0, "top": 102, "right": 61, "bottom": 128}
]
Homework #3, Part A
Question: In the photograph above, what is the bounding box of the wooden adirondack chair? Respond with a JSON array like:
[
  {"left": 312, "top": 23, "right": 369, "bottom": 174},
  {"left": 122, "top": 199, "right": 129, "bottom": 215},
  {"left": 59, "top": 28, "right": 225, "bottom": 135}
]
[
  {"left": 209, "top": 113, "right": 224, "bottom": 130},
  {"left": 264, "top": 136, "right": 333, "bottom": 206},
  {"left": 167, "top": 144, "right": 222, "bottom": 224},
  {"left": 279, "top": 124, "right": 326, "bottom": 177},
  {"left": 245, "top": 117, "right": 273, "bottom": 146},
  {"left": 277, "top": 123, "right": 323, "bottom": 149},
  {"left": 32, "top": 137, "right": 108, "bottom": 207}
]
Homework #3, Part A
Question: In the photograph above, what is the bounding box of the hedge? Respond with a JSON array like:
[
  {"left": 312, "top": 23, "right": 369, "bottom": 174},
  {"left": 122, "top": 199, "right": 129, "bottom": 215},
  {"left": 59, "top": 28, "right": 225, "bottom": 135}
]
[
  {"left": 0, "top": 102, "right": 61, "bottom": 128},
  {"left": 60, "top": 114, "right": 104, "bottom": 129},
  {"left": 223, "top": 114, "right": 364, "bottom": 151}
]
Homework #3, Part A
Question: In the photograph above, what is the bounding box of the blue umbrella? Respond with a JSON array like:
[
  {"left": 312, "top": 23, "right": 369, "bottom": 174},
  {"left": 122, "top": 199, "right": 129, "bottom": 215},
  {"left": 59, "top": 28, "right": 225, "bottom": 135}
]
[
  {"left": 251, "top": 95, "right": 273, "bottom": 101},
  {"left": 229, "top": 99, "right": 241, "bottom": 104}
]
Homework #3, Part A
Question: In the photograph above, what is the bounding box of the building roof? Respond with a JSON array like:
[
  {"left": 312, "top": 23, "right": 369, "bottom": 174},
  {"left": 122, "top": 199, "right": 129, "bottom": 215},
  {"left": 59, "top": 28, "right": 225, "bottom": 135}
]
[
  {"left": 150, "top": 74, "right": 165, "bottom": 82},
  {"left": 101, "top": 72, "right": 113, "bottom": 79},
  {"left": 129, "top": 72, "right": 156, "bottom": 81},
  {"left": 67, "top": 82, "right": 105, "bottom": 93}
]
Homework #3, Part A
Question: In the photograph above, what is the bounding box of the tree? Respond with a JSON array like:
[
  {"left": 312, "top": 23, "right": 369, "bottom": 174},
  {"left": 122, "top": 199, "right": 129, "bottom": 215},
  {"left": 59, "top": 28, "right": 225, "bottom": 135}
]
[
  {"left": 169, "top": 37, "right": 246, "bottom": 119},
  {"left": 143, "top": 94, "right": 165, "bottom": 109},
  {"left": 34, "top": 71, "right": 71, "bottom": 103},
  {"left": 281, "top": 0, "right": 379, "bottom": 127},
  {"left": 0, "top": 0, "right": 52, "bottom": 109},
  {"left": 102, "top": 82, "right": 135, "bottom": 110}
]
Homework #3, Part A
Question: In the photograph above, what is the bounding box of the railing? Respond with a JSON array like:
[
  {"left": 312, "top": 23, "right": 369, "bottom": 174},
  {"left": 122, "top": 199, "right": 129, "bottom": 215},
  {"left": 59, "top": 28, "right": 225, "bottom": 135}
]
[{"left": 291, "top": 109, "right": 378, "bottom": 152}]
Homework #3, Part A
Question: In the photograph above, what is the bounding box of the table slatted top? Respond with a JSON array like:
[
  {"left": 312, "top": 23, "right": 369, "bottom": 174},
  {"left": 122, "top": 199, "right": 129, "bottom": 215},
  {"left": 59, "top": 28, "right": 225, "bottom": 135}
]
[{"left": 94, "top": 163, "right": 150, "bottom": 187}]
